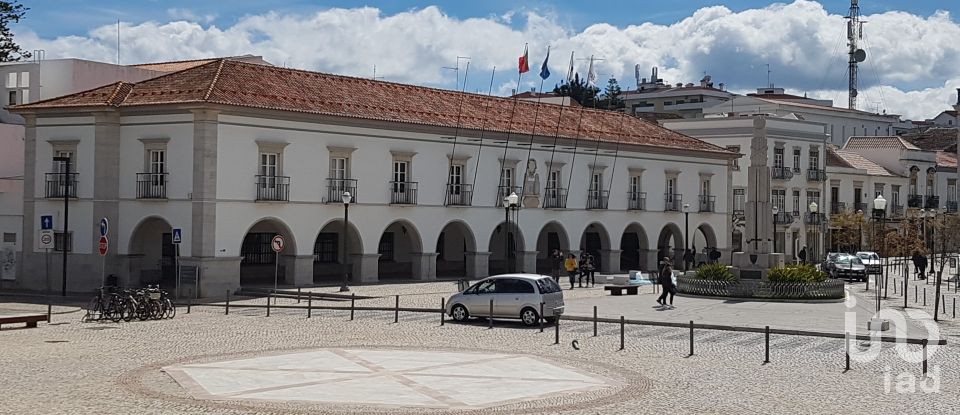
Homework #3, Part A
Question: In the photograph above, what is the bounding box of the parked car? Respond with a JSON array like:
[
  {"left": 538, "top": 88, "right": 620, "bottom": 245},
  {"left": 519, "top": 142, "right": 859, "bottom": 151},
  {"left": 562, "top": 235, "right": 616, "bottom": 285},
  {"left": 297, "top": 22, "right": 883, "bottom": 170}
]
[
  {"left": 855, "top": 251, "right": 881, "bottom": 275},
  {"left": 832, "top": 254, "right": 867, "bottom": 281},
  {"left": 822, "top": 252, "right": 843, "bottom": 274},
  {"left": 446, "top": 274, "right": 564, "bottom": 326}
]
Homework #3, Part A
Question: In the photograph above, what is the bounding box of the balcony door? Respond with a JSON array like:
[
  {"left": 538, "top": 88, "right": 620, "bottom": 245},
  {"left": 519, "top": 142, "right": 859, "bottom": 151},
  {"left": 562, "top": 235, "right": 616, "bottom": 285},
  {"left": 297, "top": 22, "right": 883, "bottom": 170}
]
[
  {"left": 148, "top": 149, "right": 166, "bottom": 194},
  {"left": 53, "top": 150, "right": 74, "bottom": 196},
  {"left": 259, "top": 152, "right": 278, "bottom": 188},
  {"left": 449, "top": 164, "right": 463, "bottom": 194},
  {"left": 392, "top": 161, "right": 408, "bottom": 193}
]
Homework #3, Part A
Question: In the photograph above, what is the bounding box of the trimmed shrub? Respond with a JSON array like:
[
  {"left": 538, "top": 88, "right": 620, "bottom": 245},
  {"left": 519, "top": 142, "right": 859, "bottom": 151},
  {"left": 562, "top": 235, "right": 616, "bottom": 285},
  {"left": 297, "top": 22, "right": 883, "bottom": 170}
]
[
  {"left": 768, "top": 264, "right": 828, "bottom": 283},
  {"left": 695, "top": 263, "right": 737, "bottom": 281}
]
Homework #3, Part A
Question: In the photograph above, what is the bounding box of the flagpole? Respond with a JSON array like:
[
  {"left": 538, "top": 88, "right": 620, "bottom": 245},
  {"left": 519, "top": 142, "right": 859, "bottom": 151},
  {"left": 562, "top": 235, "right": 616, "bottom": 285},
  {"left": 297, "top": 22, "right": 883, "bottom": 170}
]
[
  {"left": 445, "top": 61, "right": 471, "bottom": 205},
  {"left": 496, "top": 44, "right": 528, "bottom": 206},
  {"left": 519, "top": 46, "right": 550, "bottom": 202},
  {"left": 470, "top": 66, "right": 497, "bottom": 198}
]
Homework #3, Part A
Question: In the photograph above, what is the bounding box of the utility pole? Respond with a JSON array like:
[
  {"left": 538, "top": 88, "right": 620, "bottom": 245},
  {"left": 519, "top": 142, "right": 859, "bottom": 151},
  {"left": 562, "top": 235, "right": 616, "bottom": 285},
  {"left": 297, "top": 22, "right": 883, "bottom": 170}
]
[{"left": 846, "top": 0, "right": 866, "bottom": 110}]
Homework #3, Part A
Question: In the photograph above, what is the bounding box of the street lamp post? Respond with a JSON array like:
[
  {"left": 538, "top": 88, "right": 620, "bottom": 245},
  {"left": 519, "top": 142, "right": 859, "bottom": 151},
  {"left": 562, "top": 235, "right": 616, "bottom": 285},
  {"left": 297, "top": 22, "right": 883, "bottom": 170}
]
[
  {"left": 772, "top": 205, "right": 779, "bottom": 253},
  {"left": 683, "top": 203, "right": 691, "bottom": 271},
  {"left": 872, "top": 195, "right": 887, "bottom": 314},
  {"left": 339, "top": 191, "right": 352, "bottom": 292},
  {"left": 53, "top": 156, "right": 70, "bottom": 296},
  {"left": 809, "top": 202, "right": 819, "bottom": 262},
  {"left": 857, "top": 209, "right": 864, "bottom": 252},
  {"left": 502, "top": 192, "right": 519, "bottom": 274}
]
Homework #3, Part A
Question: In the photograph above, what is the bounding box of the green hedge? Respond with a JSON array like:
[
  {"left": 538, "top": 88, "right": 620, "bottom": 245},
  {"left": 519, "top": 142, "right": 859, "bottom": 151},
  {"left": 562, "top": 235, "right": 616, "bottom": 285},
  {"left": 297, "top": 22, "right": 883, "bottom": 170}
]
[
  {"left": 768, "top": 264, "right": 828, "bottom": 283},
  {"left": 694, "top": 263, "right": 737, "bottom": 281}
]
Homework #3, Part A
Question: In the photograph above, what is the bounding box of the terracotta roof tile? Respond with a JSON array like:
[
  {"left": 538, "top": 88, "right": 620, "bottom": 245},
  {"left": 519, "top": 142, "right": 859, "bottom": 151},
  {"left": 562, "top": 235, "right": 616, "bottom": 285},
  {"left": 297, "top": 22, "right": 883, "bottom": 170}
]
[
  {"left": 937, "top": 151, "right": 957, "bottom": 168},
  {"left": 902, "top": 128, "right": 958, "bottom": 152},
  {"left": 830, "top": 148, "right": 899, "bottom": 177},
  {"left": 844, "top": 136, "right": 921, "bottom": 151},
  {"left": 12, "top": 59, "right": 732, "bottom": 155}
]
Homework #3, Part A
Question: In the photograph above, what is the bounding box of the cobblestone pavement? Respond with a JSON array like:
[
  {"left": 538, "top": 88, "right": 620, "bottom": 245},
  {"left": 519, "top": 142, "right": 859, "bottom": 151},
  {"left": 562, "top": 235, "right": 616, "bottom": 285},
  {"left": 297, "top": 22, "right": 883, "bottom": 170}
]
[{"left": 0, "top": 293, "right": 956, "bottom": 414}]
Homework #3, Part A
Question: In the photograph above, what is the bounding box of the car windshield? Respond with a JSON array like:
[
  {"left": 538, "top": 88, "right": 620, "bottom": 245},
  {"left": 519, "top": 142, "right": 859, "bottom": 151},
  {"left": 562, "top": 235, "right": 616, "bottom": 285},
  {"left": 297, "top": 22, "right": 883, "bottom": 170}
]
[
  {"left": 537, "top": 278, "right": 562, "bottom": 294},
  {"left": 851, "top": 257, "right": 864, "bottom": 265},
  {"left": 857, "top": 253, "right": 879, "bottom": 261}
]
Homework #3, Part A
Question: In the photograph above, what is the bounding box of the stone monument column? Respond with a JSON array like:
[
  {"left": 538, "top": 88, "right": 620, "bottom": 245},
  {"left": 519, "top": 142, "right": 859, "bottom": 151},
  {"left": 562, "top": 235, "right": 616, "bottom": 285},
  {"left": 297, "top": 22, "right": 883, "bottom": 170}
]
[{"left": 733, "top": 116, "right": 783, "bottom": 278}]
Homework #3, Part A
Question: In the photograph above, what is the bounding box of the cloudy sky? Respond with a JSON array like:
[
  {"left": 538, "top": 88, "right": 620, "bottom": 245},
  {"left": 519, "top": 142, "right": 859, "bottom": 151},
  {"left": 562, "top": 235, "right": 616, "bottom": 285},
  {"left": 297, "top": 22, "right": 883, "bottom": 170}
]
[{"left": 12, "top": 0, "right": 960, "bottom": 120}]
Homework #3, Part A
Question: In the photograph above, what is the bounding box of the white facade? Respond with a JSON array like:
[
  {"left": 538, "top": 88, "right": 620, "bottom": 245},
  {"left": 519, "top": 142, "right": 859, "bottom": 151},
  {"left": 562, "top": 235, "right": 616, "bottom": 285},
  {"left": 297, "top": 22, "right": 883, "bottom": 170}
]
[
  {"left": 16, "top": 98, "right": 732, "bottom": 296},
  {"left": 0, "top": 123, "right": 23, "bottom": 281}
]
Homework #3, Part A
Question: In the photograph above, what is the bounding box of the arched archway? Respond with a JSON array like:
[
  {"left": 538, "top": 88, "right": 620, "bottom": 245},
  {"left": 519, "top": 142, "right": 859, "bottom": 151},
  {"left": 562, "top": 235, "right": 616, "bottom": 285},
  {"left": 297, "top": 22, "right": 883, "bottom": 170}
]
[
  {"left": 436, "top": 220, "right": 477, "bottom": 278},
  {"left": 127, "top": 216, "right": 174, "bottom": 288},
  {"left": 378, "top": 220, "right": 423, "bottom": 280},
  {"left": 579, "top": 222, "right": 611, "bottom": 272},
  {"left": 312, "top": 219, "right": 363, "bottom": 284},
  {"left": 620, "top": 223, "right": 650, "bottom": 271},
  {"left": 693, "top": 223, "right": 719, "bottom": 266},
  {"left": 488, "top": 221, "right": 525, "bottom": 275},
  {"left": 656, "top": 223, "right": 684, "bottom": 267},
  {"left": 535, "top": 221, "right": 570, "bottom": 274},
  {"left": 240, "top": 217, "right": 297, "bottom": 286}
]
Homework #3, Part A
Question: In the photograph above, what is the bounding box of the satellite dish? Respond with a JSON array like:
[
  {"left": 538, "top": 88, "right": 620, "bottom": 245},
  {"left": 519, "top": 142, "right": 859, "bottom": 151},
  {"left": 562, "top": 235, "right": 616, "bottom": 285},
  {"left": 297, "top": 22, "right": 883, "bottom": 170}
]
[
  {"left": 853, "top": 49, "right": 866, "bottom": 62},
  {"left": 851, "top": 88, "right": 858, "bottom": 97}
]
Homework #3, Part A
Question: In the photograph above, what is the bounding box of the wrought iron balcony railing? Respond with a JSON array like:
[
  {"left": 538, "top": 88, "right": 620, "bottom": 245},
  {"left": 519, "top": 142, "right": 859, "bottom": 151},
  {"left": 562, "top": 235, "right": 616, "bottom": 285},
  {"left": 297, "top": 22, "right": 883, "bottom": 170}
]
[
  {"left": 45, "top": 173, "right": 78, "bottom": 198},
  {"left": 255, "top": 175, "right": 290, "bottom": 201},
  {"left": 772, "top": 167, "right": 793, "bottom": 180},
  {"left": 326, "top": 178, "right": 358, "bottom": 204},
  {"left": 445, "top": 183, "right": 473, "bottom": 206},
  {"left": 698, "top": 195, "right": 716, "bottom": 212},
  {"left": 586, "top": 189, "right": 609, "bottom": 209},
  {"left": 804, "top": 212, "right": 826, "bottom": 225},
  {"left": 627, "top": 192, "right": 646, "bottom": 211},
  {"left": 830, "top": 202, "right": 845, "bottom": 214},
  {"left": 495, "top": 185, "right": 521, "bottom": 206},
  {"left": 774, "top": 212, "right": 793, "bottom": 225},
  {"left": 908, "top": 194, "right": 923, "bottom": 208},
  {"left": 390, "top": 181, "right": 418, "bottom": 205},
  {"left": 543, "top": 187, "right": 568, "bottom": 209},
  {"left": 806, "top": 169, "right": 826, "bottom": 182},
  {"left": 947, "top": 201, "right": 958, "bottom": 213},
  {"left": 664, "top": 193, "right": 682, "bottom": 212},
  {"left": 136, "top": 173, "right": 167, "bottom": 199},
  {"left": 924, "top": 195, "right": 940, "bottom": 209}
]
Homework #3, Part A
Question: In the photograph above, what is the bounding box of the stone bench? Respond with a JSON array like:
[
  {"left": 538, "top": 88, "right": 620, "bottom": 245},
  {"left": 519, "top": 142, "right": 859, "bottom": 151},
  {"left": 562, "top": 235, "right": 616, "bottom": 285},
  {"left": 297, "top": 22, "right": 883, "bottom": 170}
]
[
  {"left": 604, "top": 285, "right": 639, "bottom": 296},
  {"left": 0, "top": 314, "right": 47, "bottom": 330}
]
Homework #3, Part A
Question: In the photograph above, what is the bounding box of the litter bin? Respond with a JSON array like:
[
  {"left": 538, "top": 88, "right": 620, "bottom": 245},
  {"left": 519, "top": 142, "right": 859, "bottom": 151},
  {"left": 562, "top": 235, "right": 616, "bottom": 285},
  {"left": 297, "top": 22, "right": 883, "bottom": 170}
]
[{"left": 106, "top": 274, "right": 119, "bottom": 287}]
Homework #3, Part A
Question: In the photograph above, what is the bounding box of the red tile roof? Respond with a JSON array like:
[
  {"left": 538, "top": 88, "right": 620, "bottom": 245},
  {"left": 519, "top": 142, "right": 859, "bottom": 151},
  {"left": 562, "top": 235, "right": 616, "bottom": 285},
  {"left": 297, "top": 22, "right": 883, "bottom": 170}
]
[
  {"left": 12, "top": 60, "right": 732, "bottom": 155},
  {"left": 829, "top": 148, "right": 899, "bottom": 176},
  {"left": 936, "top": 151, "right": 957, "bottom": 168}
]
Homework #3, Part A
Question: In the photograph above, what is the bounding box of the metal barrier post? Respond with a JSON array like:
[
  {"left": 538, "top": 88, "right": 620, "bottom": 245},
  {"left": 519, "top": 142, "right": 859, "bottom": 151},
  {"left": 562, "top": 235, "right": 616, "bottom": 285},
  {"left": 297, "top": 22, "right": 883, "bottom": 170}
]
[
  {"left": 225, "top": 290, "right": 230, "bottom": 315},
  {"left": 943, "top": 295, "right": 947, "bottom": 314},
  {"left": 297, "top": 287, "right": 301, "bottom": 303},
  {"left": 764, "top": 326, "right": 770, "bottom": 364},
  {"left": 893, "top": 278, "right": 897, "bottom": 294},
  {"left": 307, "top": 295, "right": 312, "bottom": 318},
  {"left": 350, "top": 293, "right": 355, "bottom": 320},
  {"left": 554, "top": 315, "right": 560, "bottom": 345},
  {"left": 440, "top": 298, "right": 445, "bottom": 326},
  {"left": 266, "top": 291, "right": 271, "bottom": 317},
  {"left": 539, "top": 302, "right": 544, "bottom": 333},
  {"left": 845, "top": 333, "right": 851, "bottom": 371},
  {"left": 187, "top": 298, "right": 191, "bottom": 314},
  {"left": 923, "top": 288, "right": 927, "bottom": 306},
  {"left": 619, "top": 316, "right": 625, "bottom": 350},
  {"left": 953, "top": 297, "right": 956, "bottom": 318},
  {"left": 394, "top": 295, "right": 399, "bottom": 323},
  {"left": 47, "top": 304, "right": 52, "bottom": 323},
  {"left": 688, "top": 320, "right": 694, "bottom": 356},
  {"left": 915, "top": 286, "right": 918, "bottom": 303},
  {"left": 593, "top": 306, "right": 598, "bottom": 337},
  {"left": 922, "top": 339, "right": 928, "bottom": 376},
  {"left": 488, "top": 299, "right": 494, "bottom": 329}
]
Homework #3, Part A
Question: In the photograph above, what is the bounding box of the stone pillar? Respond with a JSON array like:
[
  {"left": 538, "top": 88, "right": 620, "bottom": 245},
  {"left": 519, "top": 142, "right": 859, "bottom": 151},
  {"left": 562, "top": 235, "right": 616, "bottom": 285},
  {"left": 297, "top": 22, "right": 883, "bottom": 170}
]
[
  {"left": 182, "top": 256, "right": 241, "bottom": 297},
  {"left": 351, "top": 253, "right": 380, "bottom": 284},
  {"left": 599, "top": 249, "right": 622, "bottom": 273},
  {"left": 410, "top": 252, "right": 438, "bottom": 281},
  {"left": 93, "top": 112, "right": 122, "bottom": 281},
  {"left": 284, "top": 255, "right": 314, "bottom": 287},
  {"left": 519, "top": 251, "right": 538, "bottom": 274},
  {"left": 465, "top": 251, "right": 491, "bottom": 279},
  {"left": 121, "top": 254, "right": 143, "bottom": 288}
]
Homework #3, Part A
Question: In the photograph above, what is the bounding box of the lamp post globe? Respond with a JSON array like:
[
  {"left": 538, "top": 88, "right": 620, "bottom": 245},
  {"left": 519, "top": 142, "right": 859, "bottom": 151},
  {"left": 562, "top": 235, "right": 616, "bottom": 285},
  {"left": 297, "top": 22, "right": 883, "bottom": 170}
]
[{"left": 339, "top": 191, "right": 352, "bottom": 292}]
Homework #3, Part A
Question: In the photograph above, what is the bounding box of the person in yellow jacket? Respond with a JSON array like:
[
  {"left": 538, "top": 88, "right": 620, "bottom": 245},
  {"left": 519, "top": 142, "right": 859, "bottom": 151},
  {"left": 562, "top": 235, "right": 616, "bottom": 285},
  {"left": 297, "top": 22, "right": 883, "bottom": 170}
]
[{"left": 564, "top": 254, "right": 578, "bottom": 290}]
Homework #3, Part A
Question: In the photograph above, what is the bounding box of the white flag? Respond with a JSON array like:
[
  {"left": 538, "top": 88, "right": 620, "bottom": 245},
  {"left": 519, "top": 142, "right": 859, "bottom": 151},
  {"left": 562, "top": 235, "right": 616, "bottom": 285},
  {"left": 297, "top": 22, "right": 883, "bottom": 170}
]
[
  {"left": 566, "top": 51, "right": 575, "bottom": 83},
  {"left": 586, "top": 56, "right": 598, "bottom": 86}
]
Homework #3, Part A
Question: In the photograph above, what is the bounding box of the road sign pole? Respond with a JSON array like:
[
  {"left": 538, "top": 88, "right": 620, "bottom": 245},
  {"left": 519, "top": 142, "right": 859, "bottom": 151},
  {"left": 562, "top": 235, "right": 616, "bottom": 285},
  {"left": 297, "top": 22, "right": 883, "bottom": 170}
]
[
  {"left": 175, "top": 244, "right": 181, "bottom": 299},
  {"left": 274, "top": 251, "right": 279, "bottom": 292}
]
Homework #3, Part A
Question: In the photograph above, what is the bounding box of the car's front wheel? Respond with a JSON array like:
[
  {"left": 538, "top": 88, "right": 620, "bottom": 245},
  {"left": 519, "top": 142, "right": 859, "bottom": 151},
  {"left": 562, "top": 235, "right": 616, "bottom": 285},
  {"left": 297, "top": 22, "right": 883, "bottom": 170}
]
[
  {"left": 520, "top": 307, "right": 540, "bottom": 327},
  {"left": 451, "top": 304, "right": 469, "bottom": 322}
]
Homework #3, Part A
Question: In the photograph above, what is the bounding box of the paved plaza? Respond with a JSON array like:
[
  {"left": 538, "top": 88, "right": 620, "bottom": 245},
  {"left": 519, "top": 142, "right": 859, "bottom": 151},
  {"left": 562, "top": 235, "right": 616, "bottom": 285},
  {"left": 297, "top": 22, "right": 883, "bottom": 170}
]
[{"left": 1, "top": 277, "right": 958, "bottom": 414}]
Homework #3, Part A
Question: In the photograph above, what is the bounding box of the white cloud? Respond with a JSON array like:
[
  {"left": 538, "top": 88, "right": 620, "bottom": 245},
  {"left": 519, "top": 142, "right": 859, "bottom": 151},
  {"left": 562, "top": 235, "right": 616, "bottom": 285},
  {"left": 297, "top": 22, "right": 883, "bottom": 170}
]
[
  {"left": 12, "top": 1, "right": 960, "bottom": 119},
  {"left": 167, "top": 8, "right": 217, "bottom": 24}
]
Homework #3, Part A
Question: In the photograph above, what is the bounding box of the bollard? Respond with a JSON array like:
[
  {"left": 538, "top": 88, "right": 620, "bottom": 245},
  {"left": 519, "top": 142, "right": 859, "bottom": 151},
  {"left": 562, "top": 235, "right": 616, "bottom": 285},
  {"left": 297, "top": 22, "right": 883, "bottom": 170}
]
[
  {"left": 593, "top": 306, "right": 598, "bottom": 337},
  {"left": 350, "top": 293, "right": 355, "bottom": 320},
  {"left": 225, "top": 289, "right": 230, "bottom": 315},
  {"left": 893, "top": 278, "right": 897, "bottom": 294},
  {"left": 915, "top": 286, "right": 918, "bottom": 303},
  {"left": 266, "top": 291, "right": 271, "bottom": 317},
  {"left": 619, "top": 316, "right": 625, "bottom": 351},
  {"left": 47, "top": 304, "right": 52, "bottom": 323},
  {"left": 845, "top": 333, "right": 851, "bottom": 371},
  {"left": 688, "top": 320, "right": 694, "bottom": 356},
  {"left": 764, "top": 326, "right": 770, "bottom": 364},
  {"left": 954, "top": 297, "right": 956, "bottom": 319},
  {"left": 923, "top": 288, "right": 927, "bottom": 307},
  {"left": 307, "top": 295, "right": 312, "bottom": 319},
  {"left": 944, "top": 295, "right": 947, "bottom": 314},
  {"left": 554, "top": 315, "right": 560, "bottom": 345},
  {"left": 394, "top": 295, "right": 400, "bottom": 323},
  {"left": 440, "top": 298, "right": 445, "bottom": 326},
  {"left": 922, "top": 339, "right": 928, "bottom": 376},
  {"left": 297, "top": 287, "right": 301, "bottom": 304},
  {"left": 539, "top": 302, "right": 544, "bottom": 333},
  {"left": 488, "top": 299, "right": 494, "bottom": 329},
  {"left": 187, "top": 298, "right": 191, "bottom": 314}
]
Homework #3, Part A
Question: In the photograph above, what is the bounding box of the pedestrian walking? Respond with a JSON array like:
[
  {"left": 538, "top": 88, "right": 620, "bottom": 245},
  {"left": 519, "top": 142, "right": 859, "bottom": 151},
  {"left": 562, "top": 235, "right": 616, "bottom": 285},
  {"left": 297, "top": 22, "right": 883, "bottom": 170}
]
[
  {"left": 657, "top": 256, "right": 676, "bottom": 308},
  {"left": 584, "top": 254, "right": 596, "bottom": 287},
  {"left": 550, "top": 249, "right": 563, "bottom": 283},
  {"left": 913, "top": 252, "right": 923, "bottom": 278},
  {"left": 683, "top": 249, "right": 695, "bottom": 271},
  {"left": 564, "top": 254, "right": 578, "bottom": 289},
  {"left": 798, "top": 246, "right": 807, "bottom": 264}
]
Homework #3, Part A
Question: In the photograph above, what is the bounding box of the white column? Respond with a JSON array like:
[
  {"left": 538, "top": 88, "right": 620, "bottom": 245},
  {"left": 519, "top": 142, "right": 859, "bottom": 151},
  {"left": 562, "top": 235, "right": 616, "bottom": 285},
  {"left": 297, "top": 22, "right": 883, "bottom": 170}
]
[{"left": 465, "top": 251, "right": 491, "bottom": 279}]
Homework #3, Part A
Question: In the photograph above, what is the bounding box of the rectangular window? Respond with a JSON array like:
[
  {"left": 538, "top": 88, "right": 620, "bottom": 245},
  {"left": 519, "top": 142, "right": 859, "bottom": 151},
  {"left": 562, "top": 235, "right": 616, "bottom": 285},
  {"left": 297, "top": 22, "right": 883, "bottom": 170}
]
[
  {"left": 20, "top": 89, "right": 28, "bottom": 104},
  {"left": 701, "top": 179, "right": 711, "bottom": 196},
  {"left": 54, "top": 231, "right": 72, "bottom": 252},
  {"left": 547, "top": 170, "right": 560, "bottom": 189},
  {"left": 590, "top": 172, "right": 603, "bottom": 191},
  {"left": 6, "top": 72, "right": 16, "bottom": 88},
  {"left": 313, "top": 233, "right": 338, "bottom": 263},
  {"left": 259, "top": 152, "right": 278, "bottom": 188},
  {"left": 629, "top": 176, "right": 640, "bottom": 196},
  {"left": 666, "top": 177, "right": 676, "bottom": 195},
  {"left": 926, "top": 176, "right": 935, "bottom": 196},
  {"left": 809, "top": 149, "right": 820, "bottom": 170},
  {"left": 772, "top": 189, "right": 786, "bottom": 212},
  {"left": 726, "top": 146, "right": 740, "bottom": 170},
  {"left": 2, "top": 232, "right": 15, "bottom": 243},
  {"left": 393, "top": 161, "right": 408, "bottom": 193},
  {"left": 774, "top": 147, "right": 784, "bottom": 168},
  {"left": 329, "top": 157, "right": 347, "bottom": 180},
  {"left": 54, "top": 150, "right": 74, "bottom": 173},
  {"left": 149, "top": 150, "right": 165, "bottom": 174},
  {"left": 793, "top": 190, "right": 800, "bottom": 214},
  {"left": 807, "top": 190, "right": 821, "bottom": 207},
  {"left": 18, "top": 71, "right": 28, "bottom": 87},
  {"left": 378, "top": 232, "right": 395, "bottom": 262},
  {"left": 7, "top": 90, "right": 15, "bottom": 106},
  {"left": 793, "top": 148, "right": 801, "bottom": 171},
  {"left": 449, "top": 164, "right": 463, "bottom": 195},
  {"left": 874, "top": 184, "right": 884, "bottom": 198},
  {"left": 500, "top": 168, "right": 513, "bottom": 187},
  {"left": 733, "top": 188, "right": 745, "bottom": 212},
  {"left": 892, "top": 185, "right": 901, "bottom": 207},
  {"left": 854, "top": 188, "right": 862, "bottom": 209},
  {"left": 949, "top": 180, "right": 957, "bottom": 202}
]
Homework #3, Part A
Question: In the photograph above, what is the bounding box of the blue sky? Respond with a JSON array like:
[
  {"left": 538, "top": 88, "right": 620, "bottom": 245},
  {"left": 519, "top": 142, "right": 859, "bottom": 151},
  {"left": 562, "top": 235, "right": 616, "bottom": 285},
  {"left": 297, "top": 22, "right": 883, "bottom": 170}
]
[
  {"left": 20, "top": 0, "right": 957, "bottom": 39},
  {"left": 11, "top": 1, "right": 960, "bottom": 119}
]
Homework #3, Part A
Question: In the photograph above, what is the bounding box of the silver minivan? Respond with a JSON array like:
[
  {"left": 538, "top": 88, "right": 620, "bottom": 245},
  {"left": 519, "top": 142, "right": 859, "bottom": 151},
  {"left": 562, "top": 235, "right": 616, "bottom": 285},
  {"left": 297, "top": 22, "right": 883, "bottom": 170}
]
[{"left": 445, "top": 274, "right": 564, "bottom": 326}]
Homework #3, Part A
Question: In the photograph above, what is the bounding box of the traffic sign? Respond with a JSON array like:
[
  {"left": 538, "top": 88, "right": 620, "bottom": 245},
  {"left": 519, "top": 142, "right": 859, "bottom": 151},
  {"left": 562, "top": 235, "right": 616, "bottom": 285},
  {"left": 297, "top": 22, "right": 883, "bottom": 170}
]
[
  {"left": 40, "top": 215, "right": 53, "bottom": 230},
  {"left": 271, "top": 235, "right": 284, "bottom": 252},
  {"left": 39, "top": 230, "right": 54, "bottom": 249},
  {"left": 99, "top": 217, "right": 109, "bottom": 237},
  {"left": 172, "top": 228, "right": 182, "bottom": 244},
  {"left": 98, "top": 235, "right": 108, "bottom": 256}
]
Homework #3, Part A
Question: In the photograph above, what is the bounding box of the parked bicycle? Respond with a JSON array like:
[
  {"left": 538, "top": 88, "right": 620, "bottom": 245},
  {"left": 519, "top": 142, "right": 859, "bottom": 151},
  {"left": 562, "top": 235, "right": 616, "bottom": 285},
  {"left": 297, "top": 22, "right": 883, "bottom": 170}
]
[{"left": 84, "top": 285, "right": 175, "bottom": 323}]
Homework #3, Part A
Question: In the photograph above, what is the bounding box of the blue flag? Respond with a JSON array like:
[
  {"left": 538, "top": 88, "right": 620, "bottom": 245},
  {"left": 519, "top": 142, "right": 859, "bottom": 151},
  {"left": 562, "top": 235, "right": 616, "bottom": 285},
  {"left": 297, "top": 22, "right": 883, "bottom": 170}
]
[{"left": 539, "top": 47, "right": 550, "bottom": 80}]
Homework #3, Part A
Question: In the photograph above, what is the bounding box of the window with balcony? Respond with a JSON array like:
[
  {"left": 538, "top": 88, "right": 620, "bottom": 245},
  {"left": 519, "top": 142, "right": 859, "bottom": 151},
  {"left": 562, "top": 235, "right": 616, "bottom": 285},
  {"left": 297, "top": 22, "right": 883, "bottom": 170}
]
[
  {"left": 793, "top": 148, "right": 801, "bottom": 172},
  {"left": 586, "top": 171, "right": 608, "bottom": 209},
  {"left": 733, "top": 188, "right": 745, "bottom": 218},
  {"left": 664, "top": 176, "right": 680, "bottom": 211},
  {"left": 46, "top": 147, "right": 78, "bottom": 198},
  {"left": 699, "top": 178, "right": 714, "bottom": 212},
  {"left": 628, "top": 175, "right": 646, "bottom": 210},
  {"left": 774, "top": 147, "right": 784, "bottom": 168},
  {"left": 446, "top": 163, "right": 473, "bottom": 206},
  {"left": 255, "top": 141, "right": 290, "bottom": 201},
  {"left": 496, "top": 166, "right": 519, "bottom": 204},
  {"left": 544, "top": 169, "right": 566, "bottom": 208},
  {"left": 391, "top": 160, "right": 417, "bottom": 204},
  {"left": 792, "top": 189, "right": 800, "bottom": 215}
]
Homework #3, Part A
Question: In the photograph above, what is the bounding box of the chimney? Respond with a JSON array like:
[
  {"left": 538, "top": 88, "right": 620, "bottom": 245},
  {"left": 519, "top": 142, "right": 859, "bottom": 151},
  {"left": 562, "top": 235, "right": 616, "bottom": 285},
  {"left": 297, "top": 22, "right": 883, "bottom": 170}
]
[
  {"left": 719, "top": 83, "right": 725, "bottom": 91},
  {"left": 511, "top": 89, "right": 516, "bottom": 95}
]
